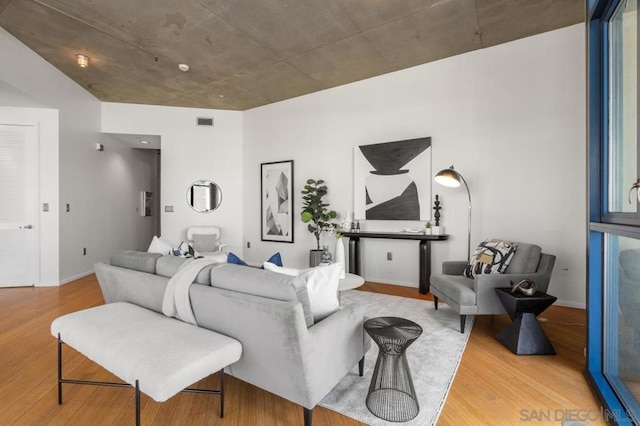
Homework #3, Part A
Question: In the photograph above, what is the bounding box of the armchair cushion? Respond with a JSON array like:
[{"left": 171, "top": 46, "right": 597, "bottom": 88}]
[
  {"left": 505, "top": 242, "right": 542, "bottom": 274},
  {"left": 442, "top": 260, "right": 468, "bottom": 275},
  {"left": 431, "top": 274, "right": 476, "bottom": 306},
  {"left": 192, "top": 233, "right": 220, "bottom": 252},
  {"left": 463, "top": 239, "right": 517, "bottom": 278}
]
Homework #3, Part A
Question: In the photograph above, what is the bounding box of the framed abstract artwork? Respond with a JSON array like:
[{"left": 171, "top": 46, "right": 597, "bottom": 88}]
[
  {"left": 261, "top": 160, "right": 294, "bottom": 243},
  {"left": 354, "top": 137, "right": 432, "bottom": 220}
]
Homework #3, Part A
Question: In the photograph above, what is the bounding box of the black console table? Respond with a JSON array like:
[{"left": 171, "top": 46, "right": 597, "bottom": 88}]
[{"left": 342, "top": 231, "right": 449, "bottom": 294}]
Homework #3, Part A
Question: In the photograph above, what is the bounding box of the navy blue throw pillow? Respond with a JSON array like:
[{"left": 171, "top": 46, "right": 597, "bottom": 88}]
[
  {"left": 265, "top": 252, "right": 283, "bottom": 267},
  {"left": 227, "top": 252, "right": 283, "bottom": 267},
  {"left": 227, "top": 252, "right": 248, "bottom": 266}
]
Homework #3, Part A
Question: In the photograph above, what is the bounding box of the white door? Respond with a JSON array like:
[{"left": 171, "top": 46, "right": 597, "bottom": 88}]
[{"left": 0, "top": 124, "right": 38, "bottom": 287}]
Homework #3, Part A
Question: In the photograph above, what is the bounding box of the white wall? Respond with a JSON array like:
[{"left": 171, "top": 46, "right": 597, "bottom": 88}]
[
  {"left": 101, "top": 103, "right": 244, "bottom": 253},
  {"left": 0, "top": 27, "right": 161, "bottom": 284},
  {"left": 0, "top": 79, "right": 49, "bottom": 108},
  {"left": 243, "top": 24, "right": 586, "bottom": 307},
  {"left": 94, "top": 135, "right": 159, "bottom": 254}
]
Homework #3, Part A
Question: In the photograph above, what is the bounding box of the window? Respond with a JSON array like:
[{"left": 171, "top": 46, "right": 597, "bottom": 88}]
[
  {"left": 588, "top": 0, "right": 640, "bottom": 423},
  {"left": 605, "top": 0, "right": 639, "bottom": 220}
]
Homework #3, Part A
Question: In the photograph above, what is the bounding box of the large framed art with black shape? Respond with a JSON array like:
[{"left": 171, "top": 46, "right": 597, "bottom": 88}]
[
  {"left": 354, "top": 137, "right": 432, "bottom": 220},
  {"left": 261, "top": 160, "right": 294, "bottom": 243}
]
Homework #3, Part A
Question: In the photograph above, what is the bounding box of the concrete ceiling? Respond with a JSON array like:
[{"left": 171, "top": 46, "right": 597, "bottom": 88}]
[{"left": 0, "top": 0, "right": 584, "bottom": 111}]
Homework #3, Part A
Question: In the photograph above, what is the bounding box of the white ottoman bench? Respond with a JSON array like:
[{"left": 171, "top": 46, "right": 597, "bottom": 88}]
[{"left": 51, "top": 302, "right": 242, "bottom": 425}]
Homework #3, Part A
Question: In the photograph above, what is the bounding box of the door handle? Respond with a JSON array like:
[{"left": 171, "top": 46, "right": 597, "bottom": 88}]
[
  {"left": 19, "top": 225, "right": 33, "bottom": 229},
  {"left": 628, "top": 179, "right": 640, "bottom": 204}
]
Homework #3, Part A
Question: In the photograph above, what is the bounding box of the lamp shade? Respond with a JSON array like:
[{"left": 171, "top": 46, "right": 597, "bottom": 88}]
[
  {"left": 434, "top": 166, "right": 463, "bottom": 188},
  {"left": 434, "top": 165, "right": 472, "bottom": 262}
]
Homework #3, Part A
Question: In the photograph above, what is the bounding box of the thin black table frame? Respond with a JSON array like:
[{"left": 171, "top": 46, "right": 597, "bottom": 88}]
[{"left": 342, "top": 232, "right": 449, "bottom": 294}]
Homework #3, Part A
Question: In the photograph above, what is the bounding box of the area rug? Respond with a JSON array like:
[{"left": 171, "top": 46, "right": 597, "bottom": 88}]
[{"left": 320, "top": 290, "right": 474, "bottom": 425}]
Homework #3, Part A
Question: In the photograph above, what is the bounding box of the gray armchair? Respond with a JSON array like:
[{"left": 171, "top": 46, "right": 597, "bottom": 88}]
[{"left": 429, "top": 241, "right": 556, "bottom": 333}]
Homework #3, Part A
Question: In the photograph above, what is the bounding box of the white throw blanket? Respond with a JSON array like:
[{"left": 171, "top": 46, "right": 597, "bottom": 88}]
[{"left": 162, "top": 258, "right": 218, "bottom": 325}]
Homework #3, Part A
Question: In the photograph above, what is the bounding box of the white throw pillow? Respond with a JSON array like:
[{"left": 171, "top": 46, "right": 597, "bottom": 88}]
[
  {"left": 147, "top": 236, "right": 174, "bottom": 255},
  {"left": 263, "top": 262, "right": 341, "bottom": 322},
  {"left": 262, "top": 262, "right": 300, "bottom": 275}
]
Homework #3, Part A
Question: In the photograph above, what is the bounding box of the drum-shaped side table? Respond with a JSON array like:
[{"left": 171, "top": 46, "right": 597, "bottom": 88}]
[{"left": 364, "top": 317, "right": 423, "bottom": 422}]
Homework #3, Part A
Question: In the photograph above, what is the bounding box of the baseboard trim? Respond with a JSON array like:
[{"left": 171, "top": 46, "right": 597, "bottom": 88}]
[
  {"left": 37, "top": 281, "right": 61, "bottom": 287},
  {"left": 56, "top": 270, "right": 94, "bottom": 286},
  {"left": 554, "top": 299, "right": 586, "bottom": 310},
  {"left": 364, "top": 277, "right": 417, "bottom": 287}
]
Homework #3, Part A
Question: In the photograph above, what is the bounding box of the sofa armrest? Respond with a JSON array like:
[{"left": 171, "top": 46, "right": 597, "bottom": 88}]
[
  {"left": 307, "top": 303, "right": 368, "bottom": 352},
  {"left": 301, "top": 303, "right": 370, "bottom": 407},
  {"left": 442, "top": 261, "right": 467, "bottom": 275},
  {"left": 94, "top": 262, "right": 169, "bottom": 313}
]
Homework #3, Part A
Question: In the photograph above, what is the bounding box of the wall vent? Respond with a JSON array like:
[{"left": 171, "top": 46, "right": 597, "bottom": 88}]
[{"left": 197, "top": 117, "right": 214, "bottom": 126}]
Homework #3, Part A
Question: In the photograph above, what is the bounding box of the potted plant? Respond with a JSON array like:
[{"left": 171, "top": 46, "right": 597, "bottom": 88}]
[
  {"left": 425, "top": 220, "right": 432, "bottom": 235},
  {"left": 301, "top": 179, "right": 337, "bottom": 266}
]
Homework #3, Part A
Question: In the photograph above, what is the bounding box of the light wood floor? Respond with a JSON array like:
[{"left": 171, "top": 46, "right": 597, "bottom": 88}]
[{"left": 0, "top": 276, "right": 604, "bottom": 425}]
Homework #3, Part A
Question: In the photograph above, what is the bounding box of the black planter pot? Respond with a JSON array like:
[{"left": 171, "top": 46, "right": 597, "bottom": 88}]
[{"left": 309, "top": 250, "right": 323, "bottom": 267}]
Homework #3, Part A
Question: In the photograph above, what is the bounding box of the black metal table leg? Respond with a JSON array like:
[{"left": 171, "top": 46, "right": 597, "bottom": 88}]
[
  {"left": 135, "top": 380, "right": 140, "bottom": 426},
  {"left": 220, "top": 369, "right": 225, "bottom": 418},
  {"left": 418, "top": 240, "right": 431, "bottom": 294},
  {"left": 348, "top": 236, "right": 360, "bottom": 275},
  {"left": 57, "top": 334, "right": 63, "bottom": 405}
]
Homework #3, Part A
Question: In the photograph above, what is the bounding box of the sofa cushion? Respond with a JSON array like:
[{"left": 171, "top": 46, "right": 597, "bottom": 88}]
[
  {"left": 156, "top": 255, "right": 216, "bottom": 285},
  {"left": 110, "top": 250, "right": 162, "bottom": 274},
  {"left": 210, "top": 264, "right": 314, "bottom": 327},
  {"left": 463, "top": 239, "right": 517, "bottom": 278},
  {"left": 505, "top": 242, "right": 542, "bottom": 274}
]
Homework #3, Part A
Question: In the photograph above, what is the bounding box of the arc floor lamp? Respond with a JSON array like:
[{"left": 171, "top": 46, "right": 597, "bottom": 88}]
[{"left": 434, "top": 166, "right": 472, "bottom": 262}]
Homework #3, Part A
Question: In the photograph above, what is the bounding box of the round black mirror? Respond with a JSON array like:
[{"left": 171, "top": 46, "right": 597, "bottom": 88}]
[{"left": 186, "top": 180, "right": 222, "bottom": 213}]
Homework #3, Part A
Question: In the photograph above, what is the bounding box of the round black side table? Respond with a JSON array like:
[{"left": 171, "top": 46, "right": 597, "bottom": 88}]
[{"left": 364, "top": 316, "right": 423, "bottom": 422}]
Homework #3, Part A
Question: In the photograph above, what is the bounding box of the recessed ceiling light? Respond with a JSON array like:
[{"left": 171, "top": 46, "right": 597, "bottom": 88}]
[
  {"left": 218, "top": 94, "right": 225, "bottom": 98},
  {"left": 76, "top": 54, "right": 89, "bottom": 68},
  {"left": 140, "top": 140, "right": 149, "bottom": 144},
  {"left": 178, "top": 63, "right": 190, "bottom": 72}
]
